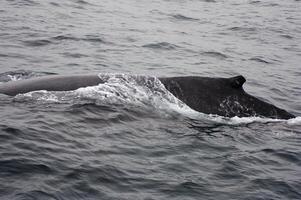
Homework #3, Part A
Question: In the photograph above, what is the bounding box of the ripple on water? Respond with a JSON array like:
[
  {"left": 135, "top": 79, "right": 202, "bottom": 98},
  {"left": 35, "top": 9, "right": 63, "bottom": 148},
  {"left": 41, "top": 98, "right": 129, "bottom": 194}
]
[
  {"left": 201, "top": 0, "right": 216, "bottom": 2},
  {"left": 280, "top": 34, "right": 294, "bottom": 39},
  {"left": 75, "top": 0, "right": 91, "bottom": 5},
  {"left": 15, "top": 191, "right": 57, "bottom": 200},
  {"left": 201, "top": 51, "right": 228, "bottom": 59},
  {"left": 49, "top": 2, "right": 60, "bottom": 7},
  {"left": 142, "top": 42, "right": 179, "bottom": 50},
  {"left": 249, "top": 178, "right": 301, "bottom": 199},
  {"left": 0, "top": 159, "right": 54, "bottom": 176},
  {"left": 249, "top": 0, "right": 261, "bottom": 4},
  {"left": 170, "top": 14, "right": 199, "bottom": 21},
  {"left": 261, "top": 148, "right": 301, "bottom": 164},
  {"left": 21, "top": 35, "right": 107, "bottom": 47},
  {"left": 22, "top": 39, "right": 52, "bottom": 47},
  {"left": 8, "top": 0, "right": 40, "bottom": 6},
  {"left": 52, "top": 34, "right": 107, "bottom": 44},
  {"left": 228, "top": 26, "right": 257, "bottom": 33},
  {"left": 61, "top": 52, "right": 89, "bottom": 58},
  {"left": 52, "top": 35, "right": 78, "bottom": 41},
  {"left": 249, "top": 57, "right": 271, "bottom": 64}
]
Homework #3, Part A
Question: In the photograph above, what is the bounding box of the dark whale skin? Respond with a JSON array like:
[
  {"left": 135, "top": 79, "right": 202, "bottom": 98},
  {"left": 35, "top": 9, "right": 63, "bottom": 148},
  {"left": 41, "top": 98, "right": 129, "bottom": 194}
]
[
  {"left": 0, "top": 75, "right": 103, "bottom": 96},
  {"left": 159, "top": 75, "right": 295, "bottom": 119},
  {"left": 0, "top": 74, "right": 295, "bottom": 119}
]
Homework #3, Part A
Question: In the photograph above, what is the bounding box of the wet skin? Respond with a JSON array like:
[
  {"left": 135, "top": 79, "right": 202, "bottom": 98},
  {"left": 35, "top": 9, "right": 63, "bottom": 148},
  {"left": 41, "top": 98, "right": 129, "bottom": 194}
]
[{"left": 0, "top": 74, "right": 295, "bottom": 119}]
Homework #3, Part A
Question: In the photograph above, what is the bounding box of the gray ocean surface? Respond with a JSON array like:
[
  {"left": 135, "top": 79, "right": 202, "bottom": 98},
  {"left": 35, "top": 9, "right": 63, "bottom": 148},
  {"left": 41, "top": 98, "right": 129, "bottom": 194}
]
[{"left": 0, "top": 0, "right": 301, "bottom": 199}]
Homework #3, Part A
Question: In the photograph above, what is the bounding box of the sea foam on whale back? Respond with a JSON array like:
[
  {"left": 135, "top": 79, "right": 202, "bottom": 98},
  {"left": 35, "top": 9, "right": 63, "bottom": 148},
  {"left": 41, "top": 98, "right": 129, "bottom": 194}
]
[{"left": 11, "top": 73, "right": 300, "bottom": 126}]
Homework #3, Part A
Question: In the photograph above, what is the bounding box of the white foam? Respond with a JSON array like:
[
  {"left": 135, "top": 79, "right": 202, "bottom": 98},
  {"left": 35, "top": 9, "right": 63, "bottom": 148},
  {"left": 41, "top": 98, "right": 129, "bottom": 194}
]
[
  {"left": 227, "top": 116, "right": 284, "bottom": 125},
  {"left": 287, "top": 116, "right": 301, "bottom": 125},
  {"left": 14, "top": 73, "right": 299, "bottom": 126},
  {"left": 170, "top": 105, "right": 299, "bottom": 126},
  {"left": 7, "top": 75, "right": 22, "bottom": 81},
  {"left": 16, "top": 90, "right": 60, "bottom": 103}
]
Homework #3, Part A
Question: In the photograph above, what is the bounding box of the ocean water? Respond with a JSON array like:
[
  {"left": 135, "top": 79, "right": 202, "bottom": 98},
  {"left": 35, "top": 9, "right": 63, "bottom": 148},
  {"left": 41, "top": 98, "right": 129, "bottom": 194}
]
[{"left": 0, "top": 0, "right": 301, "bottom": 199}]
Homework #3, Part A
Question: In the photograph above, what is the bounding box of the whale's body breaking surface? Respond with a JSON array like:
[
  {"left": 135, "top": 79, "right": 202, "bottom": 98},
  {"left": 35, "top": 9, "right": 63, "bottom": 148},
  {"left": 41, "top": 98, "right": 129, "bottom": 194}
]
[
  {"left": 160, "top": 75, "right": 295, "bottom": 119},
  {"left": 0, "top": 74, "right": 295, "bottom": 119}
]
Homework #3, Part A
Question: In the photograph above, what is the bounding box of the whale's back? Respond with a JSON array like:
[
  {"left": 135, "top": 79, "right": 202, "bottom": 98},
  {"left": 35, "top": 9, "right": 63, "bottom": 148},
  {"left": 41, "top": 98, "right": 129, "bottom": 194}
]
[{"left": 0, "top": 75, "right": 102, "bottom": 96}]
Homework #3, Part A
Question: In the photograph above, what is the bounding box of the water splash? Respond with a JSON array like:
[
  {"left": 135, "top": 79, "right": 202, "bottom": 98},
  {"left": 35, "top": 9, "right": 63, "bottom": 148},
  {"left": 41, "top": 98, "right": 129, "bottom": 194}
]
[
  {"left": 8, "top": 73, "right": 300, "bottom": 125},
  {"left": 287, "top": 116, "right": 301, "bottom": 125},
  {"left": 14, "top": 73, "right": 189, "bottom": 114}
]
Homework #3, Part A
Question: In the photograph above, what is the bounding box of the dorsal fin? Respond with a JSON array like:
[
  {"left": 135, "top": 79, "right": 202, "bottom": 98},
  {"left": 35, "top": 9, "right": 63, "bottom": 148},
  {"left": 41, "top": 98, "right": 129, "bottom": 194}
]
[{"left": 229, "top": 75, "right": 246, "bottom": 89}]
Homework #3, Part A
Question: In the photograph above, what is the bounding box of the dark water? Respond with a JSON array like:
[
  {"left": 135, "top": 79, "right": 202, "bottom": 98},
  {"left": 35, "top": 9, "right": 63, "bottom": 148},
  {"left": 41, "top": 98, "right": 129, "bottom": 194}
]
[{"left": 1, "top": 0, "right": 301, "bottom": 199}]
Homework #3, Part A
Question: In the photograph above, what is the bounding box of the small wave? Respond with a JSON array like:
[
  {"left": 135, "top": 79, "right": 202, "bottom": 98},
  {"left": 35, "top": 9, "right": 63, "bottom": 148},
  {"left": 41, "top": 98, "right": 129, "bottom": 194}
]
[
  {"left": 280, "top": 34, "right": 293, "bottom": 39},
  {"left": 75, "top": 0, "right": 90, "bottom": 4},
  {"left": 0, "top": 54, "right": 8, "bottom": 58},
  {"left": 171, "top": 14, "right": 199, "bottom": 21},
  {"left": 249, "top": 57, "right": 271, "bottom": 64},
  {"left": 62, "top": 52, "right": 89, "bottom": 58},
  {"left": 249, "top": 0, "right": 261, "bottom": 4},
  {"left": 82, "top": 36, "right": 105, "bottom": 43},
  {"left": 9, "top": 0, "right": 39, "bottom": 6},
  {"left": 249, "top": 0, "right": 279, "bottom": 6},
  {"left": 52, "top": 35, "right": 78, "bottom": 41},
  {"left": 261, "top": 148, "right": 301, "bottom": 163},
  {"left": 0, "top": 159, "right": 54, "bottom": 176},
  {"left": 228, "top": 27, "right": 257, "bottom": 33},
  {"left": 22, "top": 39, "right": 52, "bottom": 47},
  {"left": 201, "top": 51, "right": 228, "bottom": 59},
  {"left": 142, "top": 42, "right": 178, "bottom": 50},
  {"left": 16, "top": 190, "right": 57, "bottom": 200},
  {"left": 49, "top": 2, "right": 60, "bottom": 7},
  {"left": 263, "top": 3, "right": 280, "bottom": 7},
  {"left": 0, "top": 53, "right": 26, "bottom": 59},
  {"left": 52, "top": 34, "right": 106, "bottom": 44}
]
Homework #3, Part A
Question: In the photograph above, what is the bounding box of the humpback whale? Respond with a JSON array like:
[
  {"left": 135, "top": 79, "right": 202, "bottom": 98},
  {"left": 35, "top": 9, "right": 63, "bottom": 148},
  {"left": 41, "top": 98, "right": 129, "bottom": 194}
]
[{"left": 0, "top": 74, "right": 295, "bottom": 119}]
